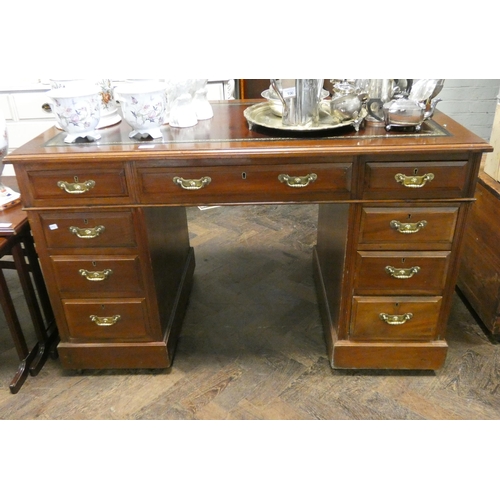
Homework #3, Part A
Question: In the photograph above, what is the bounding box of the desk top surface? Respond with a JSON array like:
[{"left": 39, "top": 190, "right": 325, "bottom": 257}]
[{"left": 5, "top": 100, "right": 493, "bottom": 164}]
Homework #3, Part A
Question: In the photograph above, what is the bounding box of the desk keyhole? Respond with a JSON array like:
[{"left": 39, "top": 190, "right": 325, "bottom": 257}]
[
  {"left": 242, "top": 172, "right": 247, "bottom": 180},
  {"left": 413, "top": 168, "right": 419, "bottom": 175}
]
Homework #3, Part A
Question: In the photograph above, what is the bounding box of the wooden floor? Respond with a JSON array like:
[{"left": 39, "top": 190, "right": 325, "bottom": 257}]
[{"left": 1, "top": 202, "right": 500, "bottom": 420}]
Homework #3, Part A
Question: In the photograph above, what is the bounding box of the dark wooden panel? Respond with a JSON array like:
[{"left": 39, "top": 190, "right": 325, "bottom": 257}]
[{"left": 457, "top": 171, "right": 500, "bottom": 338}]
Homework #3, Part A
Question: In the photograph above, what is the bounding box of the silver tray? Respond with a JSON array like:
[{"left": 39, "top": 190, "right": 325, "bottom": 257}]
[{"left": 244, "top": 101, "right": 367, "bottom": 133}]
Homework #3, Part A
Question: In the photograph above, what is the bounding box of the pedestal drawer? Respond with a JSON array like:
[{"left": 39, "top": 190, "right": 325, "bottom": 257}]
[
  {"left": 358, "top": 206, "right": 459, "bottom": 250},
  {"left": 51, "top": 255, "right": 144, "bottom": 296},
  {"left": 39, "top": 211, "right": 137, "bottom": 249},
  {"left": 363, "top": 160, "right": 470, "bottom": 199},
  {"left": 20, "top": 163, "right": 133, "bottom": 207},
  {"left": 136, "top": 162, "right": 352, "bottom": 204},
  {"left": 62, "top": 298, "right": 154, "bottom": 342},
  {"left": 354, "top": 251, "right": 451, "bottom": 295},
  {"left": 350, "top": 296, "right": 442, "bottom": 342}
]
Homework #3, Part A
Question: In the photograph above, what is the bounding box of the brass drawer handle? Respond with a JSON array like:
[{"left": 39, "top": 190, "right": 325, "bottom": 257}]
[
  {"left": 379, "top": 312, "right": 413, "bottom": 325},
  {"left": 79, "top": 269, "right": 113, "bottom": 281},
  {"left": 57, "top": 180, "right": 96, "bottom": 194},
  {"left": 390, "top": 220, "right": 427, "bottom": 234},
  {"left": 69, "top": 225, "right": 105, "bottom": 239},
  {"left": 90, "top": 314, "right": 121, "bottom": 326},
  {"left": 278, "top": 173, "right": 317, "bottom": 188},
  {"left": 173, "top": 176, "right": 211, "bottom": 190},
  {"left": 394, "top": 173, "right": 434, "bottom": 188},
  {"left": 385, "top": 265, "right": 421, "bottom": 279}
]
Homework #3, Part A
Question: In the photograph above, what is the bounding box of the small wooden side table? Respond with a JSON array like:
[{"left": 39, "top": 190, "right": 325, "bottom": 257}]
[{"left": 0, "top": 202, "right": 58, "bottom": 393}]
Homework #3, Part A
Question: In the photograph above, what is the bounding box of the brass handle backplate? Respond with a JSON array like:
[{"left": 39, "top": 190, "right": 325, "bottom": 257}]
[
  {"left": 278, "top": 173, "right": 317, "bottom": 188},
  {"left": 394, "top": 173, "right": 434, "bottom": 188},
  {"left": 57, "top": 180, "right": 96, "bottom": 194},
  {"left": 173, "top": 176, "right": 211, "bottom": 190},
  {"left": 379, "top": 312, "right": 413, "bottom": 325},
  {"left": 69, "top": 225, "right": 105, "bottom": 239},
  {"left": 385, "top": 265, "right": 421, "bottom": 279},
  {"left": 390, "top": 220, "right": 427, "bottom": 234},
  {"left": 79, "top": 269, "right": 113, "bottom": 281},
  {"left": 90, "top": 314, "right": 121, "bottom": 326}
]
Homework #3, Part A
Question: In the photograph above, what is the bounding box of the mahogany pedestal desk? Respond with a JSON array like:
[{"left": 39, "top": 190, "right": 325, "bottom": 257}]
[
  {"left": 0, "top": 203, "right": 58, "bottom": 392},
  {"left": 4, "top": 101, "right": 493, "bottom": 372}
]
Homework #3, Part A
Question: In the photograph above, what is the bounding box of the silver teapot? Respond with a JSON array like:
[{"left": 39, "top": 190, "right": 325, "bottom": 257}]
[
  {"left": 329, "top": 80, "right": 365, "bottom": 121},
  {"left": 383, "top": 96, "right": 441, "bottom": 131},
  {"left": 383, "top": 79, "right": 444, "bottom": 132}
]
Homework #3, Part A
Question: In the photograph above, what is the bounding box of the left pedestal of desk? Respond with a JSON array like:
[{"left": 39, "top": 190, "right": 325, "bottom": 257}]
[{"left": 27, "top": 206, "right": 194, "bottom": 370}]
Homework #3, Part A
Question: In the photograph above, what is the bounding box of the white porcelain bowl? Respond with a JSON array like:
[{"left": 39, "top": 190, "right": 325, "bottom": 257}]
[
  {"left": 46, "top": 86, "right": 102, "bottom": 143},
  {"left": 115, "top": 83, "right": 167, "bottom": 139},
  {"left": 50, "top": 79, "right": 121, "bottom": 129}
]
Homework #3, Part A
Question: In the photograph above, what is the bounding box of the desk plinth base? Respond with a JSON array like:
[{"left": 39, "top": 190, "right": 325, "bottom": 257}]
[
  {"left": 332, "top": 340, "right": 448, "bottom": 371},
  {"left": 57, "top": 247, "right": 195, "bottom": 370},
  {"left": 312, "top": 246, "right": 448, "bottom": 371}
]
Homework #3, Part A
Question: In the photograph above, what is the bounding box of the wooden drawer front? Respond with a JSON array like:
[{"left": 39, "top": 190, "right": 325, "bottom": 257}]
[
  {"left": 63, "top": 298, "right": 154, "bottom": 342},
  {"left": 350, "top": 296, "right": 442, "bottom": 342},
  {"left": 23, "top": 164, "right": 132, "bottom": 206},
  {"left": 363, "top": 160, "right": 469, "bottom": 199},
  {"left": 136, "top": 163, "right": 352, "bottom": 204},
  {"left": 354, "top": 251, "right": 451, "bottom": 295},
  {"left": 40, "top": 211, "right": 137, "bottom": 249},
  {"left": 358, "top": 206, "right": 459, "bottom": 249},
  {"left": 51, "top": 255, "right": 144, "bottom": 296}
]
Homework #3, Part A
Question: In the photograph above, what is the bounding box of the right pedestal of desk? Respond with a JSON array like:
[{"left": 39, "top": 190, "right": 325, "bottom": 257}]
[{"left": 315, "top": 156, "right": 477, "bottom": 370}]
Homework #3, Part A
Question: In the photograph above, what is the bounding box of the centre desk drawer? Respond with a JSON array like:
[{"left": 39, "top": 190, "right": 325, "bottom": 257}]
[
  {"left": 51, "top": 255, "right": 144, "bottom": 296},
  {"left": 39, "top": 211, "right": 137, "bottom": 249},
  {"left": 136, "top": 162, "right": 352, "bottom": 204},
  {"left": 62, "top": 298, "right": 154, "bottom": 343},
  {"left": 363, "top": 160, "right": 470, "bottom": 199},
  {"left": 354, "top": 251, "right": 451, "bottom": 295},
  {"left": 350, "top": 296, "right": 442, "bottom": 342},
  {"left": 21, "top": 163, "right": 132, "bottom": 207},
  {"left": 358, "top": 206, "right": 459, "bottom": 250}
]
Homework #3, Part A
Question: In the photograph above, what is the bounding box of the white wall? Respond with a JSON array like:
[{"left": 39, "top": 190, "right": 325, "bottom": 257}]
[{"left": 437, "top": 79, "right": 500, "bottom": 141}]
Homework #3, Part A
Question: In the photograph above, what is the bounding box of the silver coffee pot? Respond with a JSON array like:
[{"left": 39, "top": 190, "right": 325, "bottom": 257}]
[{"left": 270, "top": 79, "right": 324, "bottom": 127}]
